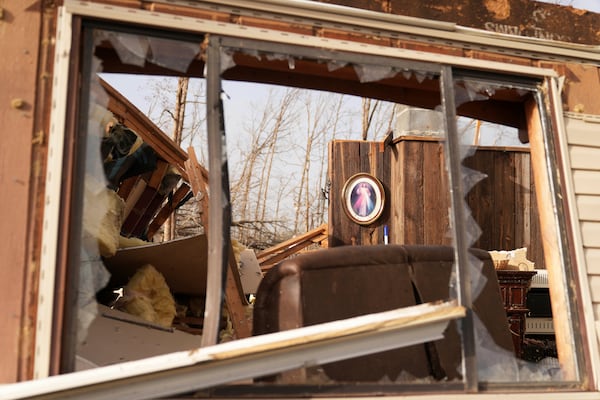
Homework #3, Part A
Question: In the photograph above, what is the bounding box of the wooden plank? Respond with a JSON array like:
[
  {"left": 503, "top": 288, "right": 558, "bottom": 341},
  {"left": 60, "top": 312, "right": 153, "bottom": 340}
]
[
  {"left": 130, "top": 193, "right": 168, "bottom": 238},
  {"left": 513, "top": 152, "right": 531, "bottom": 250},
  {"left": 224, "top": 250, "right": 252, "bottom": 339},
  {"left": 569, "top": 145, "right": 600, "bottom": 170},
  {"left": 577, "top": 195, "right": 600, "bottom": 221},
  {"left": 121, "top": 162, "right": 169, "bottom": 236},
  {"left": 529, "top": 160, "right": 544, "bottom": 268},
  {"left": 422, "top": 141, "right": 449, "bottom": 245},
  {"left": 122, "top": 176, "right": 148, "bottom": 221},
  {"left": 389, "top": 139, "right": 405, "bottom": 246},
  {"left": 497, "top": 151, "right": 516, "bottom": 250},
  {"left": 117, "top": 175, "right": 138, "bottom": 200},
  {"left": 330, "top": 141, "right": 360, "bottom": 246},
  {"left": 181, "top": 146, "right": 252, "bottom": 340},
  {"left": 370, "top": 141, "right": 386, "bottom": 245},
  {"left": 99, "top": 78, "right": 189, "bottom": 177},
  {"left": 146, "top": 183, "right": 192, "bottom": 239},
  {"left": 328, "top": 141, "right": 344, "bottom": 247},
  {"left": 184, "top": 146, "right": 209, "bottom": 230},
  {"left": 481, "top": 150, "right": 495, "bottom": 250},
  {"left": 465, "top": 149, "right": 494, "bottom": 250},
  {"left": 359, "top": 141, "right": 377, "bottom": 245},
  {"left": 463, "top": 150, "right": 481, "bottom": 248},
  {"left": 526, "top": 97, "right": 576, "bottom": 379},
  {"left": 403, "top": 140, "right": 424, "bottom": 244},
  {"left": 256, "top": 224, "right": 327, "bottom": 265}
]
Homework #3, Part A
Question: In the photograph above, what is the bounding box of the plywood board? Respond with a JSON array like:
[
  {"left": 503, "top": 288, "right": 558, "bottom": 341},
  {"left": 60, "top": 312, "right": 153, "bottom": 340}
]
[
  {"left": 103, "top": 234, "right": 208, "bottom": 295},
  {"left": 562, "top": 64, "right": 600, "bottom": 115},
  {"left": 77, "top": 305, "right": 201, "bottom": 368}
]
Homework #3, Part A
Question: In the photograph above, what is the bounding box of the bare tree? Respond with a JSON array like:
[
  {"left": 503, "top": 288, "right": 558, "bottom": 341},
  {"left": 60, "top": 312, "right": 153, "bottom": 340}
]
[
  {"left": 294, "top": 91, "right": 333, "bottom": 233},
  {"left": 230, "top": 87, "right": 299, "bottom": 245},
  {"left": 256, "top": 88, "right": 299, "bottom": 223},
  {"left": 163, "top": 77, "right": 189, "bottom": 242}
]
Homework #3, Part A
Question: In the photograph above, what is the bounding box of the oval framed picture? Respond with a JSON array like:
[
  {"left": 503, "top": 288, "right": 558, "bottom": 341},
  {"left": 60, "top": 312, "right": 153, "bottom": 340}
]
[{"left": 341, "top": 173, "right": 385, "bottom": 225}]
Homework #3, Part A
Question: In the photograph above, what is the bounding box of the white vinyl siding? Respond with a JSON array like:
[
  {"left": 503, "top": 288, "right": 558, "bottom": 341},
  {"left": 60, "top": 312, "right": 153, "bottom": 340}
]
[{"left": 565, "top": 115, "right": 600, "bottom": 324}]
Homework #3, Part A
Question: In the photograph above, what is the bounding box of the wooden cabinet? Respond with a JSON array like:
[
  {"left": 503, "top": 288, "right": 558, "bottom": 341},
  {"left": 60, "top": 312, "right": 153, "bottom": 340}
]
[{"left": 496, "top": 270, "right": 537, "bottom": 357}]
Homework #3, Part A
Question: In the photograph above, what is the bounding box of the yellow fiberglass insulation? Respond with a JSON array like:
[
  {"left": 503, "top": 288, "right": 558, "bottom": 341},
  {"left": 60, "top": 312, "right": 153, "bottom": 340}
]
[
  {"left": 120, "top": 264, "right": 177, "bottom": 328},
  {"left": 118, "top": 235, "right": 150, "bottom": 249},
  {"left": 82, "top": 178, "right": 125, "bottom": 258}
]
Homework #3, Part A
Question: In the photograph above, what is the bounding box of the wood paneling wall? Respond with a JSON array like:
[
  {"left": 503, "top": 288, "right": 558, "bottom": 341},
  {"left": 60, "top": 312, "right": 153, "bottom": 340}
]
[
  {"left": 328, "top": 140, "right": 390, "bottom": 247},
  {"left": 329, "top": 138, "right": 543, "bottom": 266},
  {"left": 463, "top": 147, "right": 544, "bottom": 267}
]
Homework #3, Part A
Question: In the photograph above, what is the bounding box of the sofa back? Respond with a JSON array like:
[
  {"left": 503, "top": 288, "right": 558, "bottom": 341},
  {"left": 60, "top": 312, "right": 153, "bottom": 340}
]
[{"left": 253, "top": 244, "right": 513, "bottom": 382}]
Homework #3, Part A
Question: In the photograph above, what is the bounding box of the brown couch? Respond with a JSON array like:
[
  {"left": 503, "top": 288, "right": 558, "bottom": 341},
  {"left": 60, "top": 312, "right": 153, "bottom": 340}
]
[{"left": 253, "top": 244, "right": 513, "bottom": 383}]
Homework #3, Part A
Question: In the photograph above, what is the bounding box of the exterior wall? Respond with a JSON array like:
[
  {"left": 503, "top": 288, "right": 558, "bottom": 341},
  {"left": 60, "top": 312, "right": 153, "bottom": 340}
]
[
  {"left": 321, "top": 0, "right": 600, "bottom": 45},
  {"left": 0, "top": 2, "right": 45, "bottom": 383},
  {"left": 1, "top": 0, "right": 600, "bottom": 386}
]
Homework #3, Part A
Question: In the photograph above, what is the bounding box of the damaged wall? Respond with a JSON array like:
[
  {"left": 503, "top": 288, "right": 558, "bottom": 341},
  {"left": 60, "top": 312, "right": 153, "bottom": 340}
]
[{"left": 320, "top": 0, "right": 600, "bottom": 45}]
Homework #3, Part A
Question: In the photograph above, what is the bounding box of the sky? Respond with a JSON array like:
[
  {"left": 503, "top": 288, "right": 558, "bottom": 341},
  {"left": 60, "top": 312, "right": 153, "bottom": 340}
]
[{"left": 535, "top": 0, "right": 600, "bottom": 12}]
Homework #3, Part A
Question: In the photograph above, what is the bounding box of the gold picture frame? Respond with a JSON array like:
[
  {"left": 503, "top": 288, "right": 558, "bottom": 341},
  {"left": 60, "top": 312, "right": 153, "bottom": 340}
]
[{"left": 342, "top": 173, "right": 385, "bottom": 225}]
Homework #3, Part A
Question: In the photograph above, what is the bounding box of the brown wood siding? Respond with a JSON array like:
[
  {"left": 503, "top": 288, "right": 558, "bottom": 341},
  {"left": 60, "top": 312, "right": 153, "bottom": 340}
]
[
  {"left": 463, "top": 148, "right": 543, "bottom": 267},
  {"left": 328, "top": 141, "right": 387, "bottom": 246},
  {"left": 391, "top": 139, "right": 451, "bottom": 246},
  {"left": 0, "top": 2, "right": 43, "bottom": 383},
  {"left": 330, "top": 139, "right": 543, "bottom": 266}
]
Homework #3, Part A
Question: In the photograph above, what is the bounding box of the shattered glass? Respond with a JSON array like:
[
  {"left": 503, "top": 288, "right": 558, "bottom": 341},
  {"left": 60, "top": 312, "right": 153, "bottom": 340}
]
[
  {"left": 68, "top": 20, "right": 577, "bottom": 393},
  {"left": 74, "top": 28, "right": 203, "bottom": 356},
  {"left": 453, "top": 77, "right": 561, "bottom": 382}
]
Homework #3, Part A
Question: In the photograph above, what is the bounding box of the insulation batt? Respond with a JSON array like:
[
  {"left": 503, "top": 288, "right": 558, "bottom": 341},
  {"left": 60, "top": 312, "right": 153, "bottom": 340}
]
[
  {"left": 119, "top": 264, "right": 177, "bottom": 328},
  {"left": 82, "top": 179, "right": 125, "bottom": 258},
  {"left": 118, "top": 235, "right": 150, "bottom": 249}
]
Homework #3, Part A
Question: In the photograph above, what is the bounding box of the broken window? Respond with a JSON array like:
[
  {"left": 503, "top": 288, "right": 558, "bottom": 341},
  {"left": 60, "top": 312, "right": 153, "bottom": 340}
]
[{"left": 33, "top": 5, "right": 588, "bottom": 397}]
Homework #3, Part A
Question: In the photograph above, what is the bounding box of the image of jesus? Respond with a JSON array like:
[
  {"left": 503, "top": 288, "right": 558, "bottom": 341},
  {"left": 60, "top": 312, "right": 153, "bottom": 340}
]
[{"left": 352, "top": 182, "right": 375, "bottom": 217}]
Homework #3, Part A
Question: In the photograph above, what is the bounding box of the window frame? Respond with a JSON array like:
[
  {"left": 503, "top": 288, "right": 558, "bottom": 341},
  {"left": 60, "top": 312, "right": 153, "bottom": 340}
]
[{"left": 31, "top": 0, "right": 597, "bottom": 396}]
